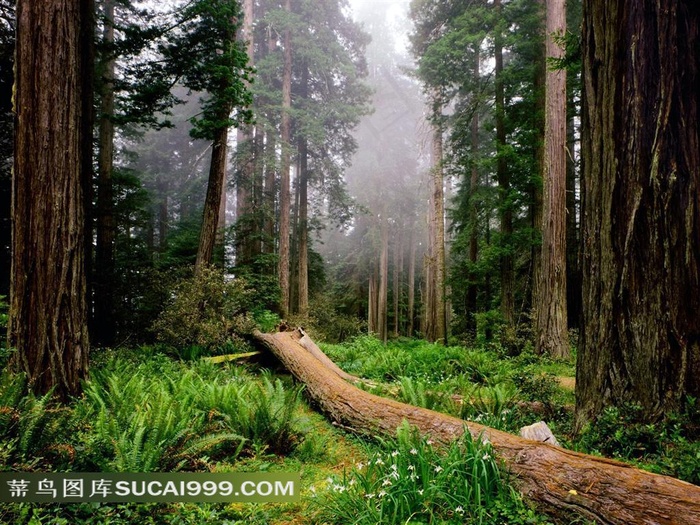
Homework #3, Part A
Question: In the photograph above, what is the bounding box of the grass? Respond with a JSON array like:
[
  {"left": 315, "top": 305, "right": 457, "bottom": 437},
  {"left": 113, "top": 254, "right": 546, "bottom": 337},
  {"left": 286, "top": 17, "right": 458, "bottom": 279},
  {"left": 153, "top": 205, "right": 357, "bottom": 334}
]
[{"left": 4, "top": 332, "right": 696, "bottom": 524}]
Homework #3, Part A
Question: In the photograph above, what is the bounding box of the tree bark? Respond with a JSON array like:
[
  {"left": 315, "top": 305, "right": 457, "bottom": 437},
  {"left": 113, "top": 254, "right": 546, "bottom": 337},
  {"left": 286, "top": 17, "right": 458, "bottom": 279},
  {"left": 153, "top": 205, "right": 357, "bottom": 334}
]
[
  {"left": 297, "top": 60, "right": 310, "bottom": 316},
  {"left": 196, "top": 122, "right": 230, "bottom": 273},
  {"left": 10, "top": 0, "right": 91, "bottom": 399},
  {"left": 535, "top": 0, "right": 568, "bottom": 358},
  {"left": 254, "top": 328, "right": 700, "bottom": 525},
  {"left": 297, "top": 135, "right": 309, "bottom": 316},
  {"left": 577, "top": 0, "right": 700, "bottom": 426},
  {"left": 431, "top": 119, "right": 447, "bottom": 344},
  {"left": 278, "top": 0, "right": 292, "bottom": 317}
]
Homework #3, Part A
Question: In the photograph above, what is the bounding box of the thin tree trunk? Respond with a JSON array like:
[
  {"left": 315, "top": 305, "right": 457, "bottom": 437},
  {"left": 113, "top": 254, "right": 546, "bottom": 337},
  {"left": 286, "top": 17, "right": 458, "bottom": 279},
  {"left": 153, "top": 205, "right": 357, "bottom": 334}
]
[
  {"left": 263, "top": 130, "right": 277, "bottom": 255},
  {"left": 95, "top": 0, "right": 116, "bottom": 347},
  {"left": 393, "top": 228, "right": 402, "bottom": 337},
  {"left": 494, "top": 0, "right": 514, "bottom": 327},
  {"left": 531, "top": 0, "right": 545, "bottom": 327},
  {"left": 195, "top": 122, "right": 230, "bottom": 273},
  {"left": 535, "top": 0, "right": 568, "bottom": 358},
  {"left": 467, "top": 47, "right": 481, "bottom": 335},
  {"left": 278, "top": 0, "right": 292, "bottom": 317},
  {"left": 297, "top": 135, "right": 309, "bottom": 316},
  {"left": 368, "top": 262, "right": 379, "bottom": 334},
  {"left": 377, "top": 213, "right": 389, "bottom": 343},
  {"left": 407, "top": 225, "right": 416, "bottom": 337},
  {"left": 577, "top": 0, "right": 700, "bottom": 427},
  {"left": 10, "top": 0, "right": 91, "bottom": 399},
  {"left": 431, "top": 117, "right": 447, "bottom": 344}
]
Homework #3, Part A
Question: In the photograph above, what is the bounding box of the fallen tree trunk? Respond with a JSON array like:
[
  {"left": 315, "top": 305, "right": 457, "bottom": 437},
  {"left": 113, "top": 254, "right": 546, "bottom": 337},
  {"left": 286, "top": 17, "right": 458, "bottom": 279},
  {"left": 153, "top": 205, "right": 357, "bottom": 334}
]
[{"left": 253, "top": 329, "right": 700, "bottom": 525}]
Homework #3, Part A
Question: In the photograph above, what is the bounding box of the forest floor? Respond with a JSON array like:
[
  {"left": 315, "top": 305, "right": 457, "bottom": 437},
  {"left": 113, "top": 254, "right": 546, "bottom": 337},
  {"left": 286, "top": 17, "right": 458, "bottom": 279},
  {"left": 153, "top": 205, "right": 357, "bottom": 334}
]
[{"left": 0, "top": 335, "right": 698, "bottom": 524}]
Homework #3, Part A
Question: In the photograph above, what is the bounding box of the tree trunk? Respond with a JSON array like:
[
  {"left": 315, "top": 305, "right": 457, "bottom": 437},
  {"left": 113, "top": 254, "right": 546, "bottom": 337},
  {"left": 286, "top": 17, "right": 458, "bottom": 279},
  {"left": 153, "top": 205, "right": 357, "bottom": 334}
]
[
  {"left": 10, "top": 0, "right": 91, "bottom": 399},
  {"left": 530, "top": 1, "right": 545, "bottom": 329},
  {"left": 393, "top": 228, "right": 402, "bottom": 337},
  {"left": 431, "top": 120, "right": 447, "bottom": 344},
  {"left": 195, "top": 123, "right": 230, "bottom": 273},
  {"left": 577, "top": 0, "right": 700, "bottom": 426},
  {"left": 535, "top": 0, "right": 568, "bottom": 358},
  {"left": 377, "top": 212, "right": 389, "bottom": 343},
  {"left": 494, "top": 0, "right": 515, "bottom": 327},
  {"left": 278, "top": 0, "right": 292, "bottom": 317},
  {"left": 254, "top": 328, "right": 700, "bottom": 525},
  {"left": 407, "top": 224, "right": 416, "bottom": 337},
  {"left": 297, "top": 135, "right": 309, "bottom": 316},
  {"left": 263, "top": 129, "right": 277, "bottom": 255},
  {"left": 95, "top": 0, "right": 116, "bottom": 347},
  {"left": 467, "top": 48, "right": 481, "bottom": 335},
  {"left": 368, "top": 262, "right": 378, "bottom": 334}
]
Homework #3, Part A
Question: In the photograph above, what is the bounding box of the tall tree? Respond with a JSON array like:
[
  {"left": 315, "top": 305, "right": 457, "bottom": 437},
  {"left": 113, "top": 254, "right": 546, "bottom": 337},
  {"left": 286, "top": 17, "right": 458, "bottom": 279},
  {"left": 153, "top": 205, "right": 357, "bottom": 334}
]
[
  {"left": 427, "top": 110, "right": 447, "bottom": 344},
  {"left": 535, "top": 0, "right": 568, "bottom": 357},
  {"left": 10, "top": 0, "right": 92, "bottom": 398},
  {"left": 576, "top": 0, "right": 700, "bottom": 427},
  {"left": 278, "top": 0, "right": 293, "bottom": 317}
]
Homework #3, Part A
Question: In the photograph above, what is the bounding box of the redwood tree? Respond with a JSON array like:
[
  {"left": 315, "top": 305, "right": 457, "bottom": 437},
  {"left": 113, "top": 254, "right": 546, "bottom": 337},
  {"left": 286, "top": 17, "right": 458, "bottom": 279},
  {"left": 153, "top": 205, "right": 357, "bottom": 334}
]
[
  {"left": 577, "top": 0, "right": 700, "bottom": 426},
  {"left": 10, "top": 0, "right": 92, "bottom": 398},
  {"left": 535, "top": 0, "right": 568, "bottom": 358}
]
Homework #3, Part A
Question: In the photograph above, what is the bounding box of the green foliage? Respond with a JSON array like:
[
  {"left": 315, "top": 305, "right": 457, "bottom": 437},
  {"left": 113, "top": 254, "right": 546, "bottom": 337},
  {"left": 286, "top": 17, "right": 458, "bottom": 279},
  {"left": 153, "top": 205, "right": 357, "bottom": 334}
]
[
  {"left": 165, "top": 0, "right": 253, "bottom": 140},
  {"left": 152, "top": 267, "right": 256, "bottom": 352},
  {"left": 575, "top": 400, "right": 700, "bottom": 484},
  {"left": 317, "top": 421, "right": 549, "bottom": 525},
  {"left": 77, "top": 356, "right": 307, "bottom": 472},
  {"left": 306, "top": 293, "right": 367, "bottom": 344}
]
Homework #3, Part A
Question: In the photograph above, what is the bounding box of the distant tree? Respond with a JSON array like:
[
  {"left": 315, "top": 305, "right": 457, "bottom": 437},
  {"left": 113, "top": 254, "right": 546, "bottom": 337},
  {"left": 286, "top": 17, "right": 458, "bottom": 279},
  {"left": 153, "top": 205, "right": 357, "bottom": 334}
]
[
  {"left": 576, "top": 0, "right": 700, "bottom": 426},
  {"left": 9, "top": 0, "right": 92, "bottom": 398},
  {"left": 278, "top": 0, "right": 293, "bottom": 317}
]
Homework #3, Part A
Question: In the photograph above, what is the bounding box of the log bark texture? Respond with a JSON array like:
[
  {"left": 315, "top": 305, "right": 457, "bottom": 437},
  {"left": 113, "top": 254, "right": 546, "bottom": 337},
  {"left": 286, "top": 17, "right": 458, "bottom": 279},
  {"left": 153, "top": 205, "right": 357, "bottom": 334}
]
[{"left": 253, "top": 328, "right": 700, "bottom": 525}]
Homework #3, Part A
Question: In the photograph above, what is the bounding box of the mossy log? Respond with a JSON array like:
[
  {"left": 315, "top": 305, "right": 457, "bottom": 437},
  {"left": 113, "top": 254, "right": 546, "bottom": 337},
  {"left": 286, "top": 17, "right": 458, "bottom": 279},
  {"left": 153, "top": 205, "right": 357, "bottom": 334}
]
[{"left": 253, "top": 328, "right": 700, "bottom": 525}]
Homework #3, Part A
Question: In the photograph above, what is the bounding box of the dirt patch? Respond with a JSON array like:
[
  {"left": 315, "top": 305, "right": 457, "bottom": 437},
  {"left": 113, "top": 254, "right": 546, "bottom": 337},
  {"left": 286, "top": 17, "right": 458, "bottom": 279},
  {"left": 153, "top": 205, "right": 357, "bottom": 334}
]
[{"left": 556, "top": 376, "right": 576, "bottom": 390}]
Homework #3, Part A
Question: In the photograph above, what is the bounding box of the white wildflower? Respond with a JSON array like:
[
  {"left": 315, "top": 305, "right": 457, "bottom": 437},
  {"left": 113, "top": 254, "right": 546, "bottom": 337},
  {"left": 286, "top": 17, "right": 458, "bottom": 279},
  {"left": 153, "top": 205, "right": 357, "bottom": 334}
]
[
  {"left": 409, "top": 448, "right": 418, "bottom": 455},
  {"left": 378, "top": 490, "right": 387, "bottom": 498},
  {"left": 391, "top": 450, "right": 400, "bottom": 457},
  {"left": 375, "top": 458, "right": 385, "bottom": 466},
  {"left": 455, "top": 505, "right": 465, "bottom": 515},
  {"left": 382, "top": 478, "right": 392, "bottom": 487},
  {"left": 434, "top": 465, "right": 444, "bottom": 473},
  {"left": 407, "top": 464, "right": 415, "bottom": 471}
]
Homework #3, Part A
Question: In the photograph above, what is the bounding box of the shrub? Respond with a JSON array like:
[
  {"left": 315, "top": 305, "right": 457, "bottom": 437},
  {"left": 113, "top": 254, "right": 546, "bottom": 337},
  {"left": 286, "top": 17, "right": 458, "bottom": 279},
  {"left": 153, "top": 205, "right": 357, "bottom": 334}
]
[{"left": 152, "top": 267, "right": 256, "bottom": 352}]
